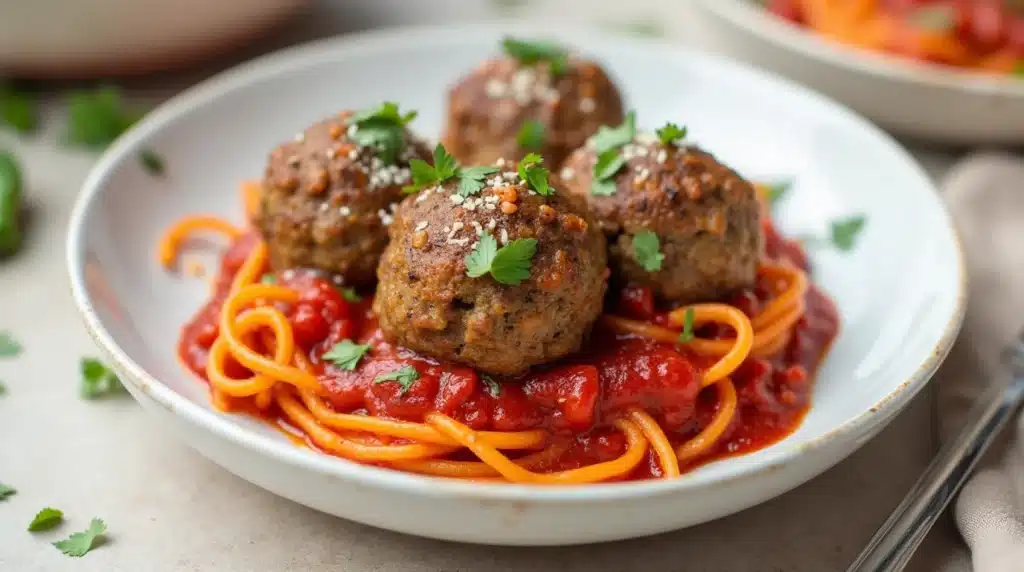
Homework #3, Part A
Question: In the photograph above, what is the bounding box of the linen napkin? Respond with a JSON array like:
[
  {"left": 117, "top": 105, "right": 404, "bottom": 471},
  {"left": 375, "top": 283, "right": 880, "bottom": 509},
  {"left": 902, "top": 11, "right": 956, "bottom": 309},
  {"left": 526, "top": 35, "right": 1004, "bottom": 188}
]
[{"left": 937, "top": 152, "right": 1024, "bottom": 572}]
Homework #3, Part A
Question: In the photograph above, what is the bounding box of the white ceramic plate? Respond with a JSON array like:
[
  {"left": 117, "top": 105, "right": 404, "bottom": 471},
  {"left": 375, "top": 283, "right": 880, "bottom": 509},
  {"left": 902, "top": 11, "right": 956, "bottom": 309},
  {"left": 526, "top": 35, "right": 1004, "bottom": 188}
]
[
  {"left": 692, "top": 0, "right": 1024, "bottom": 144},
  {"left": 67, "top": 23, "right": 965, "bottom": 546}
]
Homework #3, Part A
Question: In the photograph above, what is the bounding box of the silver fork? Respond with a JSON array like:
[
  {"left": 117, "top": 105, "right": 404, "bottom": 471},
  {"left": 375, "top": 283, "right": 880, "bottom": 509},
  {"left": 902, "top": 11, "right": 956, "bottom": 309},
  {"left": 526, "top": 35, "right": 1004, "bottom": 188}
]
[{"left": 846, "top": 339, "right": 1024, "bottom": 572}]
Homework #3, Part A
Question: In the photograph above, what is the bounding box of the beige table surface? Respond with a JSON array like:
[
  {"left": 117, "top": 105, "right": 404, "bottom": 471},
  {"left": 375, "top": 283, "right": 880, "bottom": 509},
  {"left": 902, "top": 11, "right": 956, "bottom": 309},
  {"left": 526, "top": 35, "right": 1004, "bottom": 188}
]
[{"left": 0, "top": 1, "right": 968, "bottom": 570}]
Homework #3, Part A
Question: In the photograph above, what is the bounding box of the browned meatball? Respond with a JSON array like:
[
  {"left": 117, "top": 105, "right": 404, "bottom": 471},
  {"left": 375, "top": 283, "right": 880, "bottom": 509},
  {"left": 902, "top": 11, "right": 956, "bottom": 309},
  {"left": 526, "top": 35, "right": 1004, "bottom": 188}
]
[
  {"left": 257, "top": 109, "right": 430, "bottom": 286},
  {"left": 442, "top": 47, "right": 623, "bottom": 170},
  {"left": 373, "top": 159, "right": 608, "bottom": 375},
  {"left": 561, "top": 134, "right": 762, "bottom": 304}
]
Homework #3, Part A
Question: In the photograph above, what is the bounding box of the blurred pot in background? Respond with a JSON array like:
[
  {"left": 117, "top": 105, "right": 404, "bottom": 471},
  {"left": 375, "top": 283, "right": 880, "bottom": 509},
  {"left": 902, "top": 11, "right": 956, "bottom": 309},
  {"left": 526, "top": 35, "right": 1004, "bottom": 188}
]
[{"left": 0, "top": 0, "right": 305, "bottom": 78}]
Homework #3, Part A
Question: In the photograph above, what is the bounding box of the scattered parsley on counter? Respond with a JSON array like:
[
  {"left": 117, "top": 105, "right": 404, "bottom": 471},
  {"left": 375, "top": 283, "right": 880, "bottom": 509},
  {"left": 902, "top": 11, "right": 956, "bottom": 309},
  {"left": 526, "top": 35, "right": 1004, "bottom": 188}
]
[
  {"left": 516, "top": 119, "right": 546, "bottom": 151},
  {"left": 465, "top": 233, "right": 538, "bottom": 286},
  {"left": 0, "top": 331, "right": 21, "bottom": 357},
  {"left": 0, "top": 483, "right": 15, "bottom": 500},
  {"left": 0, "top": 84, "right": 39, "bottom": 135},
  {"left": 80, "top": 358, "right": 124, "bottom": 399},
  {"left": 374, "top": 365, "right": 419, "bottom": 395},
  {"left": 655, "top": 122, "right": 688, "bottom": 146},
  {"left": 348, "top": 101, "right": 418, "bottom": 164},
  {"left": 830, "top": 215, "right": 866, "bottom": 251},
  {"left": 677, "top": 307, "right": 696, "bottom": 343},
  {"left": 517, "top": 153, "right": 553, "bottom": 196},
  {"left": 632, "top": 230, "right": 664, "bottom": 272},
  {"left": 63, "top": 86, "right": 143, "bottom": 150},
  {"left": 28, "top": 508, "right": 64, "bottom": 532},
  {"left": 52, "top": 518, "right": 106, "bottom": 557},
  {"left": 481, "top": 374, "right": 501, "bottom": 398},
  {"left": 339, "top": 287, "right": 362, "bottom": 302},
  {"left": 138, "top": 149, "right": 165, "bottom": 176},
  {"left": 323, "top": 340, "right": 371, "bottom": 371},
  {"left": 502, "top": 37, "right": 569, "bottom": 75}
]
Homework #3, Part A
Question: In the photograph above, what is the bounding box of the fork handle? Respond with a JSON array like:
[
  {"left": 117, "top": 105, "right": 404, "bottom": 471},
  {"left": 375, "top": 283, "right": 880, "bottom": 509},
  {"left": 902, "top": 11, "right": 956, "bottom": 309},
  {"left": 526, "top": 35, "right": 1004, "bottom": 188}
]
[{"left": 845, "top": 375, "right": 1024, "bottom": 572}]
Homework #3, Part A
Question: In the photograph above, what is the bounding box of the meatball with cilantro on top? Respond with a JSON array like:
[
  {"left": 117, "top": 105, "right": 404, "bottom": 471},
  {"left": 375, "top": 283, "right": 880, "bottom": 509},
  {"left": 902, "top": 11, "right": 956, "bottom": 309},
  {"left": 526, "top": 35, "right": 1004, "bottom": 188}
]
[
  {"left": 373, "top": 147, "right": 608, "bottom": 375},
  {"left": 441, "top": 37, "right": 624, "bottom": 170},
  {"left": 257, "top": 103, "right": 430, "bottom": 287},
  {"left": 561, "top": 113, "right": 762, "bottom": 304}
]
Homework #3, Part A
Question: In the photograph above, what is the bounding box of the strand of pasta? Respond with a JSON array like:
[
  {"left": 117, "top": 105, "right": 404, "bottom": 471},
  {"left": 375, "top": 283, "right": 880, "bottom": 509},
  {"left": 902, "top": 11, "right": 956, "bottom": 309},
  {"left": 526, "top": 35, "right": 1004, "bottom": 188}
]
[
  {"left": 676, "top": 378, "right": 738, "bottom": 463},
  {"left": 628, "top": 408, "right": 680, "bottom": 478},
  {"left": 158, "top": 216, "right": 242, "bottom": 268}
]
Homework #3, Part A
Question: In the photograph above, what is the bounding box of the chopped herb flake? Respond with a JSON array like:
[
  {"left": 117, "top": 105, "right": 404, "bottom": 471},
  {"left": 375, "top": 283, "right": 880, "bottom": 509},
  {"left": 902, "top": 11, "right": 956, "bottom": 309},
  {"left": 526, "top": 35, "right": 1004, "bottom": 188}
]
[
  {"left": 28, "top": 508, "right": 64, "bottom": 532},
  {"left": 323, "top": 340, "right": 372, "bottom": 371},
  {"left": 81, "top": 358, "right": 124, "bottom": 399},
  {"left": 259, "top": 273, "right": 276, "bottom": 284},
  {"left": 516, "top": 119, "right": 546, "bottom": 151},
  {"left": 0, "top": 483, "right": 14, "bottom": 500},
  {"left": 517, "top": 153, "right": 553, "bottom": 196},
  {"left": 139, "top": 149, "right": 164, "bottom": 176},
  {"left": 655, "top": 122, "right": 688, "bottom": 146},
  {"left": 348, "top": 102, "right": 418, "bottom": 164},
  {"left": 632, "top": 230, "right": 664, "bottom": 272},
  {"left": 53, "top": 518, "right": 106, "bottom": 557},
  {"left": 0, "top": 331, "right": 21, "bottom": 357},
  {"left": 63, "top": 86, "right": 143, "bottom": 150},
  {"left": 340, "top": 287, "right": 362, "bottom": 302},
  {"left": 677, "top": 307, "right": 696, "bottom": 343},
  {"left": 403, "top": 143, "right": 460, "bottom": 194},
  {"left": 482, "top": 374, "right": 501, "bottom": 398},
  {"left": 830, "top": 215, "right": 866, "bottom": 251},
  {"left": 374, "top": 365, "right": 419, "bottom": 395},
  {"left": 502, "top": 37, "right": 570, "bottom": 75},
  {"left": 591, "top": 111, "right": 636, "bottom": 155},
  {"left": 0, "top": 84, "right": 39, "bottom": 135}
]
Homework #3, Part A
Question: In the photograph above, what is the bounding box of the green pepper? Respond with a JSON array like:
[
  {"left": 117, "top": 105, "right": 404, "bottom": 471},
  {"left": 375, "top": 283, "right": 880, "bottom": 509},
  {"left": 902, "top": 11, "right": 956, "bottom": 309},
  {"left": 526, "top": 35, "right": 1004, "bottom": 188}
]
[{"left": 0, "top": 151, "right": 23, "bottom": 257}]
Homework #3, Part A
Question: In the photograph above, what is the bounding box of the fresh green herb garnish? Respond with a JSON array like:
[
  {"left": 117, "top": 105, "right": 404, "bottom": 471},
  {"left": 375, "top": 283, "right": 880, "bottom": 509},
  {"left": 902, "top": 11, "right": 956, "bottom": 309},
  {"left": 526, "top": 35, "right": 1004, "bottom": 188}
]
[
  {"left": 481, "top": 374, "right": 501, "bottom": 398},
  {"left": 0, "top": 483, "right": 15, "bottom": 500},
  {"left": 591, "top": 111, "right": 636, "bottom": 155},
  {"left": 348, "top": 102, "right": 418, "bottom": 164},
  {"left": 458, "top": 165, "right": 500, "bottom": 197},
  {"left": 80, "top": 358, "right": 123, "bottom": 399},
  {"left": 340, "top": 287, "right": 362, "bottom": 302},
  {"left": 53, "top": 518, "right": 106, "bottom": 557},
  {"left": 516, "top": 119, "right": 546, "bottom": 151},
  {"left": 517, "top": 153, "right": 553, "bottom": 196},
  {"left": 677, "top": 307, "right": 696, "bottom": 343},
  {"left": 0, "top": 331, "right": 21, "bottom": 357},
  {"left": 830, "top": 215, "right": 866, "bottom": 251},
  {"left": 465, "top": 232, "right": 538, "bottom": 286},
  {"left": 374, "top": 365, "right": 420, "bottom": 395},
  {"left": 259, "top": 273, "right": 276, "bottom": 284},
  {"left": 0, "top": 84, "right": 39, "bottom": 134},
  {"left": 763, "top": 180, "right": 791, "bottom": 205},
  {"left": 655, "top": 122, "right": 688, "bottom": 146},
  {"left": 138, "top": 149, "right": 164, "bottom": 176},
  {"left": 323, "top": 340, "right": 372, "bottom": 371},
  {"left": 632, "top": 230, "right": 664, "bottom": 272},
  {"left": 591, "top": 148, "right": 626, "bottom": 196},
  {"left": 28, "top": 508, "right": 64, "bottom": 532},
  {"left": 909, "top": 4, "right": 955, "bottom": 32},
  {"left": 63, "top": 86, "right": 143, "bottom": 149},
  {"left": 502, "top": 37, "right": 569, "bottom": 75}
]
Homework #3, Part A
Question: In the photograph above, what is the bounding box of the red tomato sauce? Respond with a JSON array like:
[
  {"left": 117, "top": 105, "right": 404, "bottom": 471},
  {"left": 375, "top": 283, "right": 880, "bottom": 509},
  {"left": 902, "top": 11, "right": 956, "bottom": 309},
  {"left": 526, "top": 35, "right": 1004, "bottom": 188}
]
[{"left": 179, "top": 220, "right": 839, "bottom": 480}]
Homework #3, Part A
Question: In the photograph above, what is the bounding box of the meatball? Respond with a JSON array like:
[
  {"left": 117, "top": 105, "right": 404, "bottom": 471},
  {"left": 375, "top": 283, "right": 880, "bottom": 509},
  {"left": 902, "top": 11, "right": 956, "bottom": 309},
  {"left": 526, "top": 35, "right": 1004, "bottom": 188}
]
[
  {"left": 257, "top": 109, "right": 430, "bottom": 286},
  {"left": 441, "top": 43, "right": 624, "bottom": 170},
  {"left": 373, "top": 159, "right": 608, "bottom": 375},
  {"left": 561, "top": 132, "right": 762, "bottom": 304}
]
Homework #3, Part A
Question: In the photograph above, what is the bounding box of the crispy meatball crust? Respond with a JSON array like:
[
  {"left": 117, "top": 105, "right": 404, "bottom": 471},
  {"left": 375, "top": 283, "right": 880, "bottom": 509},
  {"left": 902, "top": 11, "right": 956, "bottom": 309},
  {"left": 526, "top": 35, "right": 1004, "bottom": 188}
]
[
  {"left": 373, "top": 164, "right": 608, "bottom": 375},
  {"left": 442, "top": 56, "right": 624, "bottom": 170},
  {"left": 257, "top": 112, "right": 430, "bottom": 286},
  {"left": 561, "top": 140, "right": 762, "bottom": 304}
]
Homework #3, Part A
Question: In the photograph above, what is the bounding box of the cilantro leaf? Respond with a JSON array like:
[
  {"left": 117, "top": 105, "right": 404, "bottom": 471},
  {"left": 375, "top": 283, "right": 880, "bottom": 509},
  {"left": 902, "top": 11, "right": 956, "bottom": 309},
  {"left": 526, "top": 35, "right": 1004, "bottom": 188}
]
[
  {"left": 656, "top": 122, "right": 688, "bottom": 146},
  {"left": 63, "top": 86, "right": 142, "bottom": 150},
  {"left": 465, "top": 232, "right": 499, "bottom": 278},
  {"left": 0, "top": 483, "right": 15, "bottom": 500},
  {"left": 516, "top": 119, "right": 546, "bottom": 151},
  {"left": 632, "top": 230, "right": 665, "bottom": 272},
  {"left": 139, "top": 149, "right": 164, "bottom": 176},
  {"left": 403, "top": 143, "right": 460, "bottom": 193},
  {"left": 490, "top": 238, "right": 538, "bottom": 285},
  {"left": 339, "top": 287, "right": 362, "bottom": 302},
  {"left": 81, "top": 358, "right": 124, "bottom": 399},
  {"left": 53, "top": 518, "right": 106, "bottom": 557},
  {"left": 348, "top": 102, "right": 418, "bottom": 164},
  {"left": 0, "top": 331, "right": 22, "bottom": 357},
  {"left": 517, "top": 153, "right": 553, "bottom": 196},
  {"left": 677, "top": 307, "right": 696, "bottom": 343},
  {"left": 591, "top": 111, "right": 636, "bottom": 154},
  {"left": 591, "top": 179, "right": 618, "bottom": 196},
  {"left": 590, "top": 148, "right": 627, "bottom": 196},
  {"left": 374, "top": 365, "right": 420, "bottom": 395},
  {"left": 458, "top": 165, "right": 499, "bottom": 197},
  {"left": 830, "top": 215, "right": 866, "bottom": 251},
  {"left": 323, "top": 340, "right": 372, "bottom": 371},
  {"left": 0, "top": 84, "right": 39, "bottom": 134},
  {"left": 764, "top": 180, "right": 792, "bottom": 205},
  {"left": 502, "top": 37, "right": 570, "bottom": 75},
  {"left": 481, "top": 374, "right": 501, "bottom": 398},
  {"left": 28, "top": 507, "right": 64, "bottom": 532}
]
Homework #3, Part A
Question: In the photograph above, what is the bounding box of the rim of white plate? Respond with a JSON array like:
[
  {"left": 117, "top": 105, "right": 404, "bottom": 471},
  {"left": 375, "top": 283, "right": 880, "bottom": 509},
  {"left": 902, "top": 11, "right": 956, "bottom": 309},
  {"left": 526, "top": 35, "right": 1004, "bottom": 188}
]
[
  {"left": 67, "top": 21, "right": 967, "bottom": 502},
  {"left": 695, "top": 0, "right": 1024, "bottom": 97}
]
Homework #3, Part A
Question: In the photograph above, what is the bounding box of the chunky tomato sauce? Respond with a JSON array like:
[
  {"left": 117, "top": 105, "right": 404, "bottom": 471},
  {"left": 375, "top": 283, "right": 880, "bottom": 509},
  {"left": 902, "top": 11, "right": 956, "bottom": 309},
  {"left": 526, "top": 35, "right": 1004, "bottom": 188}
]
[{"left": 180, "top": 221, "right": 838, "bottom": 480}]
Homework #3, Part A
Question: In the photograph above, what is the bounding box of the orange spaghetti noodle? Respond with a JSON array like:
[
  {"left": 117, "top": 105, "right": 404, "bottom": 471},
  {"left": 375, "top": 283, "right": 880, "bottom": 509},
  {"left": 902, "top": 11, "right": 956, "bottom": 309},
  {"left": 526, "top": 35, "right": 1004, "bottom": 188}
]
[{"left": 162, "top": 188, "right": 829, "bottom": 484}]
